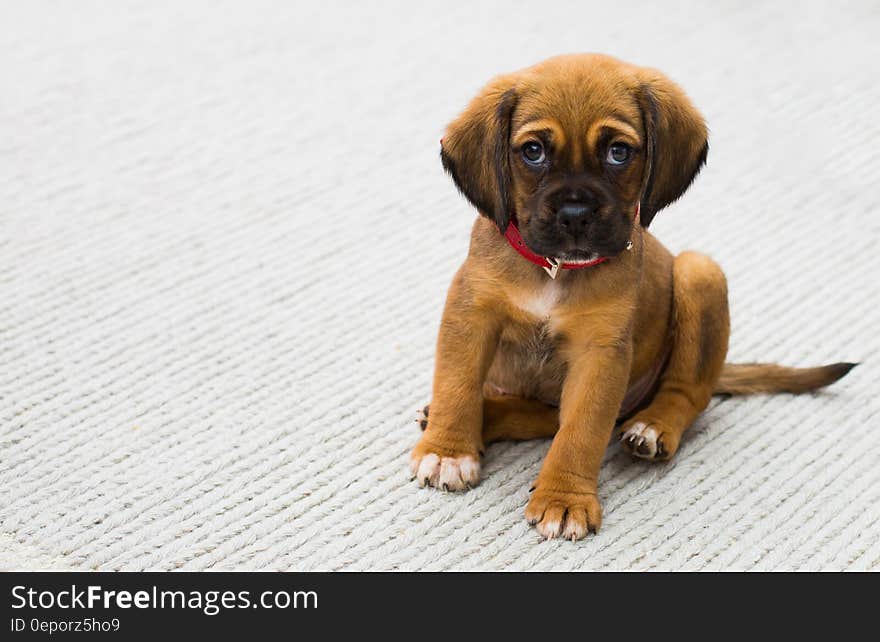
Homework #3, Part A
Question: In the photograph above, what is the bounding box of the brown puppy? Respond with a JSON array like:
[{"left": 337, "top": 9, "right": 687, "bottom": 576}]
[{"left": 411, "top": 54, "right": 855, "bottom": 541}]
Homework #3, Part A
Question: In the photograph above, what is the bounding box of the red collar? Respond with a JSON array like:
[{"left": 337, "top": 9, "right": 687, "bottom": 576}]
[{"left": 502, "top": 203, "right": 639, "bottom": 279}]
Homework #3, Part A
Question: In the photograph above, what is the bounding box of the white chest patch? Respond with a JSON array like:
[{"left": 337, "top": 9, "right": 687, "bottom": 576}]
[{"left": 515, "top": 281, "right": 560, "bottom": 319}]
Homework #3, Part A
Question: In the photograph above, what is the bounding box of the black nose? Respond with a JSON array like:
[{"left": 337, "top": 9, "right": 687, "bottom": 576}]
[{"left": 556, "top": 203, "right": 595, "bottom": 233}]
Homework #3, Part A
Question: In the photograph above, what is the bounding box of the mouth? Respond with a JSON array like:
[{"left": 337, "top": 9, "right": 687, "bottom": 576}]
[
  {"left": 520, "top": 219, "right": 628, "bottom": 263},
  {"left": 557, "top": 248, "right": 601, "bottom": 263}
]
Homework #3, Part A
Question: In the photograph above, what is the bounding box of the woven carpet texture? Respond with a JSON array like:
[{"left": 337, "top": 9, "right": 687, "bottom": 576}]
[{"left": 1, "top": 1, "right": 878, "bottom": 570}]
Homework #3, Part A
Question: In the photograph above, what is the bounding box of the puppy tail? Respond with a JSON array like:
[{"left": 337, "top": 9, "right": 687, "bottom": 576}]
[{"left": 714, "top": 362, "right": 858, "bottom": 396}]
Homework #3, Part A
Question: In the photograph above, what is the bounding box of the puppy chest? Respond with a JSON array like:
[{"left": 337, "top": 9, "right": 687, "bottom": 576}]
[
  {"left": 488, "top": 283, "right": 571, "bottom": 401},
  {"left": 493, "top": 319, "right": 566, "bottom": 404},
  {"left": 506, "top": 282, "right": 565, "bottom": 365},
  {"left": 514, "top": 282, "right": 561, "bottom": 320}
]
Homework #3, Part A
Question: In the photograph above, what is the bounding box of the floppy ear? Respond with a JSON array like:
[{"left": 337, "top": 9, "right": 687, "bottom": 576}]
[
  {"left": 440, "top": 74, "right": 519, "bottom": 233},
  {"left": 636, "top": 68, "right": 709, "bottom": 227}
]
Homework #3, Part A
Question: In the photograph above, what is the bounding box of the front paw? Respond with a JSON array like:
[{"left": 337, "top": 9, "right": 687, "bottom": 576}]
[
  {"left": 525, "top": 486, "right": 602, "bottom": 541},
  {"left": 409, "top": 438, "right": 481, "bottom": 492}
]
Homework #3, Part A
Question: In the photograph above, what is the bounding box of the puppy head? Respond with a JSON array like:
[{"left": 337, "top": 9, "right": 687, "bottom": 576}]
[{"left": 440, "top": 54, "right": 708, "bottom": 261}]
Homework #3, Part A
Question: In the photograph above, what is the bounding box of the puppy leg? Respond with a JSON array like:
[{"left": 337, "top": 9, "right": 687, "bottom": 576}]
[
  {"left": 620, "top": 251, "right": 729, "bottom": 460},
  {"left": 526, "top": 342, "right": 632, "bottom": 540},
  {"left": 418, "top": 396, "right": 559, "bottom": 443},
  {"left": 410, "top": 279, "right": 501, "bottom": 491},
  {"left": 483, "top": 396, "right": 559, "bottom": 443}
]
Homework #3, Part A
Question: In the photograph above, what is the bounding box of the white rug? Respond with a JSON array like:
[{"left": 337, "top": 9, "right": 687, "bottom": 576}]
[{"left": 1, "top": 0, "right": 878, "bottom": 571}]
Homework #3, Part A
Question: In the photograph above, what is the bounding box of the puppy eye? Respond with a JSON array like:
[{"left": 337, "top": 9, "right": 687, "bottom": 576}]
[
  {"left": 606, "top": 143, "right": 632, "bottom": 166},
  {"left": 522, "top": 141, "right": 546, "bottom": 165}
]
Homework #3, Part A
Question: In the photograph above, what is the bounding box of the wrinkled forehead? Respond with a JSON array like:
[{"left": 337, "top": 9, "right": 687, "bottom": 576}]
[{"left": 511, "top": 71, "right": 644, "bottom": 157}]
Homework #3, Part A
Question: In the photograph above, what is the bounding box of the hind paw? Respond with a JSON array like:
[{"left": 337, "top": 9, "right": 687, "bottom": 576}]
[
  {"left": 619, "top": 418, "right": 680, "bottom": 461},
  {"left": 414, "top": 404, "right": 430, "bottom": 431}
]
